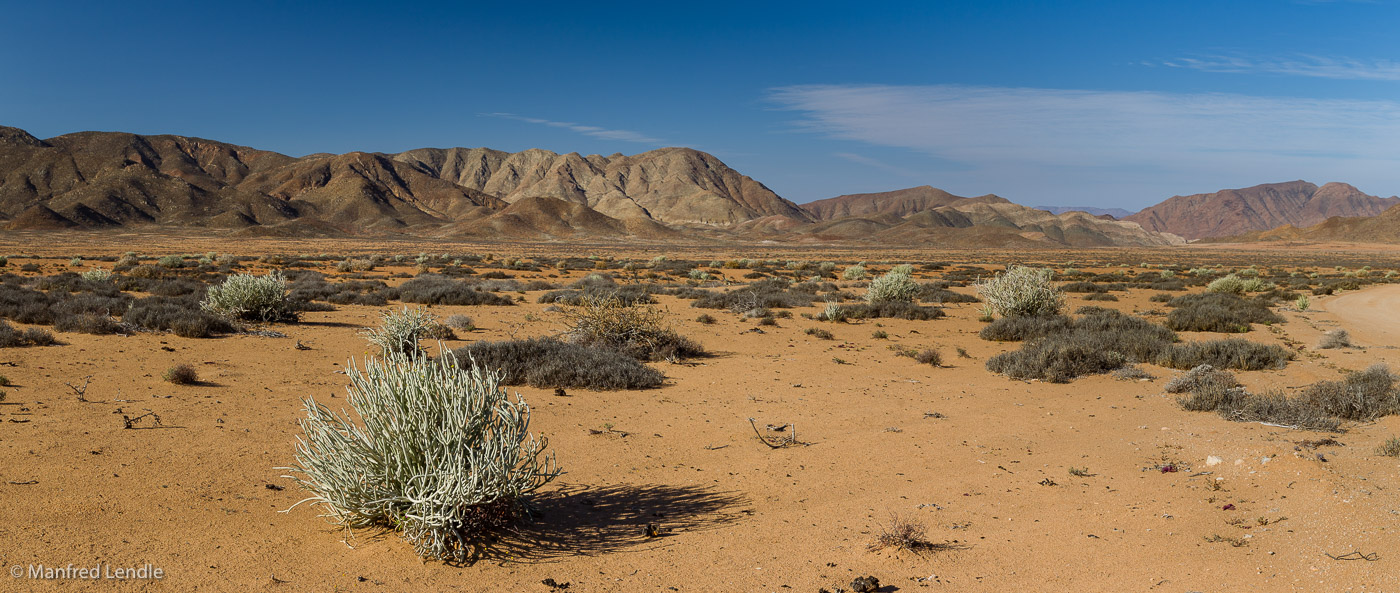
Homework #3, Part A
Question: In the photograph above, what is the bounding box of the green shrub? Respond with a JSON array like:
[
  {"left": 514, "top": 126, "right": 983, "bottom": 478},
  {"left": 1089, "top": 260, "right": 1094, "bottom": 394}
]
[
  {"left": 865, "top": 269, "right": 919, "bottom": 304},
  {"left": 201, "top": 272, "right": 298, "bottom": 322},
  {"left": 453, "top": 338, "right": 665, "bottom": 390},
  {"left": 80, "top": 268, "right": 112, "bottom": 282},
  {"left": 157, "top": 255, "right": 185, "bottom": 269},
  {"left": 976, "top": 265, "right": 1064, "bottom": 318},
  {"left": 362, "top": 307, "right": 441, "bottom": 357},
  {"left": 842, "top": 264, "right": 867, "bottom": 280},
  {"left": 285, "top": 351, "right": 559, "bottom": 562}
]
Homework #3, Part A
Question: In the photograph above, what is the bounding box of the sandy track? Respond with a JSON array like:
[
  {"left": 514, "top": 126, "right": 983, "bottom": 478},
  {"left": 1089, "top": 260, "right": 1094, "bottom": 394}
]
[{"left": 1327, "top": 284, "right": 1400, "bottom": 347}]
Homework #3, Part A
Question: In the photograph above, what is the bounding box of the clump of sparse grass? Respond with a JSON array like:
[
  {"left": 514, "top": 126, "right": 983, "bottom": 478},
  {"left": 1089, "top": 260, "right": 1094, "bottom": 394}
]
[
  {"left": 163, "top": 363, "right": 199, "bottom": 385},
  {"left": 453, "top": 338, "right": 664, "bottom": 390},
  {"left": 867, "top": 514, "right": 935, "bottom": 553},
  {"left": 1318, "top": 329, "right": 1353, "bottom": 349},
  {"left": 804, "top": 327, "right": 834, "bottom": 340},
  {"left": 975, "top": 265, "right": 1064, "bottom": 318},
  {"left": 695, "top": 313, "right": 716, "bottom": 324},
  {"left": 201, "top": 272, "right": 298, "bottom": 323},
  {"left": 284, "top": 351, "right": 559, "bottom": 562},
  {"left": 561, "top": 296, "right": 703, "bottom": 361},
  {"left": 1083, "top": 293, "right": 1119, "bottom": 302},
  {"left": 872, "top": 330, "right": 889, "bottom": 339},
  {"left": 1376, "top": 437, "right": 1400, "bottom": 457}
]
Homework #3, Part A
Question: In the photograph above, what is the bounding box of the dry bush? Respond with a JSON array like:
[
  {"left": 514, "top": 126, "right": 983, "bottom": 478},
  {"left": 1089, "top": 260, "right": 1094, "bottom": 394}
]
[
  {"left": 1176, "top": 364, "right": 1400, "bottom": 432},
  {"left": 443, "top": 314, "right": 476, "bottom": 332},
  {"left": 561, "top": 296, "right": 702, "bottom": 361},
  {"left": 453, "top": 338, "right": 665, "bottom": 390},
  {"left": 1318, "top": 329, "right": 1353, "bottom": 349},
  {"left": 163, "top": 363, "right": 199, "bottom": 385},
  {"left": 868, "top": 514, "right": 935, "bottom": 553},
  {"left": 1164, "top": 364, "right": 1240, "bottom": 394},
  {"left": 123, "top": 296, "right": 236, "bottom": 338},
  {"left": 978, "top": 315, "right": 1072, "bottom": 342},
  {"left": 1112, "top": 365, "right": 1155, "bottom": 381},
  {"left": 1156, "top": 339, "right": 1290, "bottom": 371},
  {"left": 1377, "top": 437, "right": 1400, "bottom": 457},
  {"left": 985, "top": 310, "right": 1176, "bottom": 382},
  {"left": 914, "top": 349, "right": 942, "bottom": 366},
  {"left": 1165, "top": 292, "right": 1283, "bottom": 333},
  {"left": 390, "top": 274, "right": 515, "bottom": 306}
]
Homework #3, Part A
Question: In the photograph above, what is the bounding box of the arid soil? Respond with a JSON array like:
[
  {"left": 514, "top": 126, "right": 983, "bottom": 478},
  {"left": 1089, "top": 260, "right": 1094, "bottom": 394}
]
[{"left": 1, "top": 242, "right": 1399, "bottom": 592}]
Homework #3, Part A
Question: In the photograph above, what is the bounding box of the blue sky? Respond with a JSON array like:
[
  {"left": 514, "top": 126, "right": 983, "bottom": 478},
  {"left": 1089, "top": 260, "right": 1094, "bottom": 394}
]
[{"left": 3, "top": 1, "right": 1399, "bottom": 209}]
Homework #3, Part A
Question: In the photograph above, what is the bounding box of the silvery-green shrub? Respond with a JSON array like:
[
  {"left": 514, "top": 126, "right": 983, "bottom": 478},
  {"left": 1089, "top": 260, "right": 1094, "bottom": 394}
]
[
  {"left": 362, "top": 307, "right": 441, "bottom": 356},
  {"left": 80, "top": 268, "right": 112, "bottom": 282},
  {"left": 975, "top": 265, "right": 1063, "bottom": 318},
  {"left": 201, "top": 272, "right": 297, "bottom": 322},
  {"left": 865, "top": 269, "right": 919, "bottom": 304},
  {"left": 842, "top": 264, "right": 866, "bottom": 280},
  {"left": 284, "top": 351, "right": 558, "bottom": 562}
]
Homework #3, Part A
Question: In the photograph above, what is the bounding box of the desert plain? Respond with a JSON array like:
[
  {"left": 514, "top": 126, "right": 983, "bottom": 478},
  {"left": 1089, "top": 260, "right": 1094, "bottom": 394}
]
[{"left": 2, "top": 234, "right": 1399, "bottom": 593}]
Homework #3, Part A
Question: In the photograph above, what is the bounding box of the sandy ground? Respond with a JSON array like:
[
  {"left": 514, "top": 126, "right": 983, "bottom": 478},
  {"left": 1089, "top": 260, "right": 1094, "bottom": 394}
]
[
  {"left": 1326, "top": 285, "right": 1400, "bottom": 349},
  {"left": 1, "top": 254, "right": 1399, "bottom": 592}
]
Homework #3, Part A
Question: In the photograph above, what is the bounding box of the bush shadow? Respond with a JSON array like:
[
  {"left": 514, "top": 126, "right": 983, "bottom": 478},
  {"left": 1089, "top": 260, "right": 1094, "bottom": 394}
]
[{"left": 470, "top": 482, "right": 750, "bottom": 564}]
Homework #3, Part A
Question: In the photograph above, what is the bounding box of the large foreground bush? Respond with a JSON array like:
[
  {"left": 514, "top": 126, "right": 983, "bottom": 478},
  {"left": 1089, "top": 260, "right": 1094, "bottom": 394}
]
[
  {"left": 285, "top": 352, "right": 559, "bottom": 562},
  {"left": 201, "top": 272, "right": 298, "bottom": 322},
  {"left": 453, "top": 338, "right": 665, "bottom": 390},
  {"left": 976, "top": 265, "right": 1064, "bottom": 318}
]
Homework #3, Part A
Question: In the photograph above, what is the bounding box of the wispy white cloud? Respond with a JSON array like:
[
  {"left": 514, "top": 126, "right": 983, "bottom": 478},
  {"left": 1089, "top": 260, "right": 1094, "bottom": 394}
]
[
  {"left": 485, "top": 112, "right": 663, "bottom": 144},
  {"left": 1162, "top": 54, "right": 1400, "bottom": 81},
  {"left": 832, "top": 152, "right": 922, "bottom": 178},
  {"left": 769, "top": 84, "right": 1400, "bottom": 204}
]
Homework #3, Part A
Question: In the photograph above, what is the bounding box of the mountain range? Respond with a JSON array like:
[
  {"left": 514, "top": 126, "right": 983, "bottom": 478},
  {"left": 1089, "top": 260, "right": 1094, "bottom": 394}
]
[
  {"left": 0, "top": 125, "right": 1393, "bottom": 245},
  {"left": 1123, "top": 180, "right": 1399, "bottom": 241}
]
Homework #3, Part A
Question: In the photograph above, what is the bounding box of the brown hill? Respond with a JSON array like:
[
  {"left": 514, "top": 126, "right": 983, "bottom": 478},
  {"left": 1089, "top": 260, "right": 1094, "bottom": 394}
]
[
  {"left": 1227, "top": 202, "right": 1400, "bottom": 244},
  {"left": 393, "top": 146, "right": 811, "bottom": 226},
  {"left": 1125, "top": 181, "right": 1399, "bottom": 240},
  {"left": 452, "top": 196, "right": 678, "bottom": 240},
  {"left": 801, "top": 185, "right": 1008, "bottom": 221},
  {"left": 790, "top": 186, "right": 1182, "bottom": 247}
]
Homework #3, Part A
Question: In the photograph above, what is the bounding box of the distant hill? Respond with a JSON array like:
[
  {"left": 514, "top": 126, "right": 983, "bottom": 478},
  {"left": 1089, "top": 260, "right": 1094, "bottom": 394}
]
[
  {"left": 1033, "top": 205, "right": 1134, "bottom": 219},
  {"left": 787, "top": 186, "right": 1182, "bottom": 247},
  {"left": 1124, "top": 181, "right": 1399, "bottom": 240},
  {"left": 0, "top": 125, "right": 1189, "bottom": 247}
]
